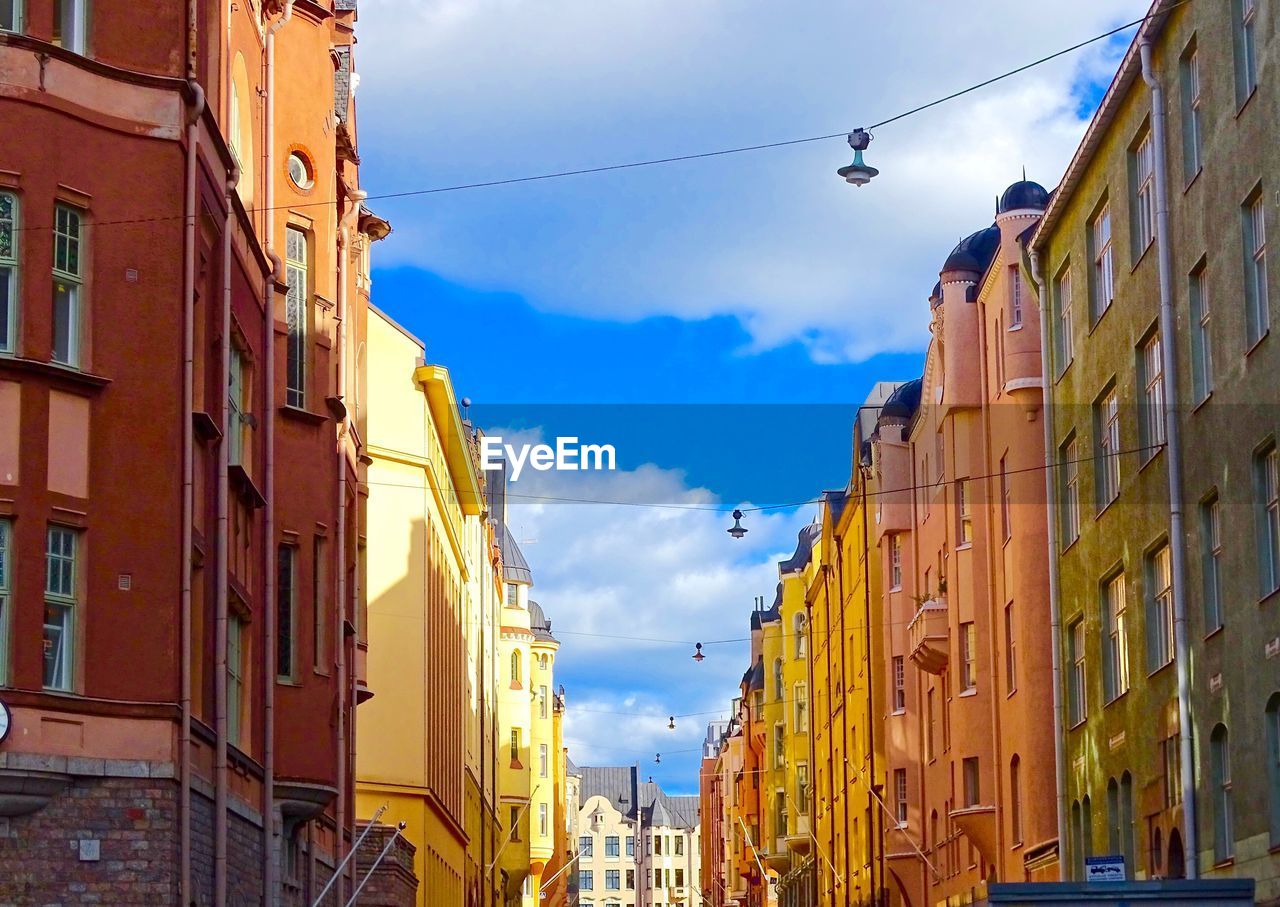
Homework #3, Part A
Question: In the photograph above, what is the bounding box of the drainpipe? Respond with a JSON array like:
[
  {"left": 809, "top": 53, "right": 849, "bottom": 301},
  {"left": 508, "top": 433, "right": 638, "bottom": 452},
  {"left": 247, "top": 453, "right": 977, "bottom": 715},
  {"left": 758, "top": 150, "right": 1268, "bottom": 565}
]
[
  {"left": 263, "top": 3, "right": 295, "bottom": 902},
  {"left": 1140, "top": 38, "right": 1198, "bottom": 877},
  {"left": 180, "top": 73, "right": 205, "bottom": 907},
  {"left": 1029, "top": 249, "right": 1069, "bottom": 876},
  {"left": 335, "top": 185, "right": 366, "bottom": 900}
]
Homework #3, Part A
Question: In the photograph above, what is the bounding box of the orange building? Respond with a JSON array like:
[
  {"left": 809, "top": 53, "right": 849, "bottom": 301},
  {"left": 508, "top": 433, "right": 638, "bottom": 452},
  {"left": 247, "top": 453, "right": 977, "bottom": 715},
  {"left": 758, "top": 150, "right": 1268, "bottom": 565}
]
[{"left": 869, "top": 181, "right": 1061, "bottom": 905}]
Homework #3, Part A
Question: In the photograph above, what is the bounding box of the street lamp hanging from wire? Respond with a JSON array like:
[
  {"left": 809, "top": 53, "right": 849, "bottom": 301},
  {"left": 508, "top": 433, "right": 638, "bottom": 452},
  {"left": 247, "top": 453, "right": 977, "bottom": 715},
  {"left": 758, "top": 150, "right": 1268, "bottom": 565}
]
[{"left": 837, "top": 128, "right": 879, "bottom": 187}]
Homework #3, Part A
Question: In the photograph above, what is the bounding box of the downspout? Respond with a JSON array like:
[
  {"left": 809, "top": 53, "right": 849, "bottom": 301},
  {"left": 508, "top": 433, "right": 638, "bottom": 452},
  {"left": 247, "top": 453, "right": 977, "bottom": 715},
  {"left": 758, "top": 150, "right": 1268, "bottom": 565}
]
[
  {"left": 334, "top": 184, "right": 368, "bottom": 902},
  {"left": 262, "top": 3, "right": 294, "bottom": 902},
  {"left": 859, "top": 478, "right": 882, "bottom": 902},
  {"left": 1029, "top": 249, "right": 1069, "bottom": 876},
  {"left": 180, "top": 73, "right": 205, "bottom": 907},
  {"left": 1140, "top": 38, "right": 1198, "bottom": 877}
]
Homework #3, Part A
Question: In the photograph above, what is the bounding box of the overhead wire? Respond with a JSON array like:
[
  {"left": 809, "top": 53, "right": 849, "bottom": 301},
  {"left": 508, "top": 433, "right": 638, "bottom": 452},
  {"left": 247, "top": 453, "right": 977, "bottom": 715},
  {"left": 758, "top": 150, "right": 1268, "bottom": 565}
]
[{"left": 11, "top": 5, "right": 1183, "bottom": 235}]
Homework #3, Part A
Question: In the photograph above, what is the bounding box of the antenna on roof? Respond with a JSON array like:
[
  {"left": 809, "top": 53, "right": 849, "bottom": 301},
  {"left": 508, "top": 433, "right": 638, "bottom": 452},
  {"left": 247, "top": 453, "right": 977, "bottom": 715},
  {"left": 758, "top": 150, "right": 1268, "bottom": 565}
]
[{"left": 1022, "top": 164, "right": 1027, "bottom": 181}]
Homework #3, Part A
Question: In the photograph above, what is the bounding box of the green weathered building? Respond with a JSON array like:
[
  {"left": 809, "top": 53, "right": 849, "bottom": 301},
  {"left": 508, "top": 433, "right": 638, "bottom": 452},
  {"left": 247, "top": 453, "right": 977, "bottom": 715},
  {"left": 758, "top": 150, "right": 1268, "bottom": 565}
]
[{"left": 1031, "top": 0, "right": 1279, "bottom": 899}]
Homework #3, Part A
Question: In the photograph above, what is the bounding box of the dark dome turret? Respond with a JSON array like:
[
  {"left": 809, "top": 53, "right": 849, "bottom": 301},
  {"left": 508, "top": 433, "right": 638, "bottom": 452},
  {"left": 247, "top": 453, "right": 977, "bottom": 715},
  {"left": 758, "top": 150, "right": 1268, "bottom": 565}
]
[
  {"left": 942, "top": 224, "right": 1000, "bottom": 275},
  {"left": 998, "top": 179, "right": 1050, "bottom": 214}
]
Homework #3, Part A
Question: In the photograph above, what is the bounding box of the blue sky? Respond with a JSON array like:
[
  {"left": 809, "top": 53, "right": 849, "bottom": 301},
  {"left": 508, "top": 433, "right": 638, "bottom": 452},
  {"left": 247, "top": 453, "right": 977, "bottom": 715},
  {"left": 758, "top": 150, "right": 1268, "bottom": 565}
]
[{"left": 358, "top": 1, "right": 1136, "bottom": 793}]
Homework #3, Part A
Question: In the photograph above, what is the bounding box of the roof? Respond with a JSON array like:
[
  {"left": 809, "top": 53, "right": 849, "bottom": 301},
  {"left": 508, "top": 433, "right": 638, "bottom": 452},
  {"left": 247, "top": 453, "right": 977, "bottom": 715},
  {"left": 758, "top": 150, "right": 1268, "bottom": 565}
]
[
  {"left": 528, "top": 600, "right": 556, "bottom": 642},
  {"left": 998, "top": 179, "right": 1050, "bottom": 214},
  {"left": 1032, "top": 0, "right": 1173, "bottom": 251},
  {"left": 578, "top": 768, "right": 699, "bottom": 828},
  {"left": 779, "top": 522, "right": 821, "bottom": 574},
  {"left": 942, "top": 224, "right": 1000, "bottom": 275},
  {"left": 497, "top": 523, "right": 532, "bottom": 585},
  {"left": 824, "top": 489, "right": 848, "bottom": 525},
  {"left": 879, "top": 378, "right": 923, "bottom": 423}
]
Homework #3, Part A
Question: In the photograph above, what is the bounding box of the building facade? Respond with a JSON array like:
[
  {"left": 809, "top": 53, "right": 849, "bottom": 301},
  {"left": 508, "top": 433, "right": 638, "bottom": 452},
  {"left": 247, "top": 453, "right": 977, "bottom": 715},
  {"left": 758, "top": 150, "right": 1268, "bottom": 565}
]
[
  {"left": 0, "top": 1, "right": 379, "bottom": 903},
  {"left": 1033, "top": 0, "right": 1280, "bottom": 895}
]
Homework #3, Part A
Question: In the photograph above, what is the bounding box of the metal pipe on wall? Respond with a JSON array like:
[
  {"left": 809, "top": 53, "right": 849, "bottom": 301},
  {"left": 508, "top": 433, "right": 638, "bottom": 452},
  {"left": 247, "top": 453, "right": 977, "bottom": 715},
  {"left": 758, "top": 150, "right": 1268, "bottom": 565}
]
[{"left": 1140, "top": 37, "right": 1199, "bottom": 876}]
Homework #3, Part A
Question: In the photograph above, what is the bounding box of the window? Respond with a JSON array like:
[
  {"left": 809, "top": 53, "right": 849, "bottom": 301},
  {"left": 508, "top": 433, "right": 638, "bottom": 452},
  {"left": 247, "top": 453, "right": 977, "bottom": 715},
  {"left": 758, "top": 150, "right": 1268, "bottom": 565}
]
[
  {"left": 510, "top": 807, "right": 521, "bottom": 841},
  {"left": 539, "top": 743, "right": 548, "bottom": 778},
  {"left": 793, "top": 613, "right": 806, "bottom": 659},
  {"left": 1211, "top": 724, "right": 1234, "bottom": 863},
  {"left": 1090, "top": 203, "right": 1114, "bottom": 321},
  {"left": 956, "top": 480, "right": 972, "bottom": 545},
  {"left": 676, "top": 867, "right": 685, "bottom": 886},
  {"left": 0, "top": 0, "right": 20, "bottom": 31},
  {"left": 625, "top": 868, "right": 634, "bottom": 888},
  {"left": 1132, "top": 132, "right": 1155, "bottom": 256},
  {"left": 510, "top": 651, "right": 522, "bottom": 688},
  {"left": 1009, "top": 265, "right": 1023, "bottom": 328},
  {"left": 1000, "top": 456, "right": 1011, "bottom": 542},
  {"left": 1162, "top": 729, "right": 1183, "bottom": 809},
  {"left": 312, "top": 536, "right": 327, "bottom": 672},
  {"left": 277, "top": 545, "right": 295, "bottom": 681},
  {"left": 1138, "top": 332, "right": 1165, "bottom": 452},
  {"left": 580, "top": 870, "right": 593, "bottom": 892},
  {"left": 1061, "top": 435, "right": 1080, "bottom": 545},
  {"left": 43, "top": 526, "right": 78, "bottom": 690},
  {"left": 1145, "top": 544, "right": 1175, "bottom": 671},
  {"left": 675, "top": 836, "right": 684, "bottom": 856},
  {"left": 959, "top": 622, "right": 976, "bottom": 692},
  {"left": 773, "top": 657, "right": 783, "bottom": 699},
  {"left": 1266, "top": 695, "right": 1280, "bottom": 846},
  {"left": 0, "top": 520, "right": 9, "bottom": 685},
  {"left": 1095, "top": 387, "right": 1120, "bottom": 510},
  {"left": 579, "top": 835, "right": 593, "bottom": 857},
  {"left": 0, "top": 192, "right": 17, "bottom": 353},
  {"left": 52, "top": 205, "right": 84, "bottom": 367},
  {"left": 509, "top": 728, "right": 519, "bottom": 762},
  {"left": 793, "top": 683, "right": 807, "bottom": 732},
  {"left": 1181, "top": 45, "right": 1203, "bottom": 180},
  {"left": 1102, "top": 572, "right": 1129, "bottom": 701},
  {"left": 1068, "top": 619, "right": 1086, "bottom": 726},
  {"left": 604, "top": 834, "right": 619, "bottom": 857},
  {"left": 773, "top": 723, "right": 785, "bottom": 768},
  {"left": 892, "top": 655, "right": 906, "bottom": 711},
  {"left": 1010, "top": 756, "right": 1023, "bottom": 845},
  {"left": 1053, "top": 266, "right": 1074, "bottom": 373},
  {"left": 1244, "top": 190, "right": 1269, "bottom": 345},
  {"left": 1258, "top": 444, "right": 1280, "bottom": 596},
  {"left": 626, "top": 835, "right": 634, "bottom": 857},
  {"left": 1235, "top": 0, "right": 1258, "bottom": 102},
  {"left": 287, "top": 152, "right": 314, "bottom": 191},
  {"left": 1201, "top": 495, "right": 1223, "bottom": 632},
  {"left": 1070, "top": 801, "right": 1083, "bottom": 880},
  {"left": 227, "top": 613, "right": 245, "bottom": 746},
  {"left": 1004, "top": 603, "right": 1017, "bottom": 693},
  {"left": 1190, "top": 263, "right": 1213, "bottom": 401},
  {"left": 506, "top": 582, "right": 519, "bottom": 606},
  {"left": 894, "top": 769, "right": 908, "bottom": 826},
  {"left": 228, "top": 346, "right": 249, "bottom": 466},
  {"left": 796, "top": 762, "right": 809, "bottom": 813},
  {"left": 284, "top": 226, "right": 308, "bottom": 407},
  {"left": 539, "top": 802, "right": 548, "bottom": 837},
  {"left": 889, "top": 534, "right": 902, "bottom": 589},
  {"left": 605, "top": 870, "right": 620, "bottom": 891},
  {"left": 926, "top": 689, "right": 936, "bottom": 760},
  {"left": 653, "top": 834, "right": 662, "bottom": 856},
  {"left": 53, "top": 0, "right": 89, "bottom": 55},
  {"left": 540, "top": 684, "right": 548, "bottom": 719},
  {"left": 962, "top": 757, "right": 980, "bottom": 807}
]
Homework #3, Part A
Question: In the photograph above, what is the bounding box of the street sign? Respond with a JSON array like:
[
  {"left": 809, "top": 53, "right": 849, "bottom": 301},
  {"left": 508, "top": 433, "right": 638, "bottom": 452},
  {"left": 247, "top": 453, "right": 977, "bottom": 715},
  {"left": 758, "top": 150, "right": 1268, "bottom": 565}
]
[{"left": 1085, "top": 855, "right": 1126, "bottom": 883}]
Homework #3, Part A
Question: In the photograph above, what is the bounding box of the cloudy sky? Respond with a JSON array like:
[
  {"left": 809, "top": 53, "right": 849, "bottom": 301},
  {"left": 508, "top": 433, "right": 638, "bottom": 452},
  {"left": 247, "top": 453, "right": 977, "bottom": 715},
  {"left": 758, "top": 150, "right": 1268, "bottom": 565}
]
[{"left": 354, "top": 0, "right": 1139, "bottom": 792}]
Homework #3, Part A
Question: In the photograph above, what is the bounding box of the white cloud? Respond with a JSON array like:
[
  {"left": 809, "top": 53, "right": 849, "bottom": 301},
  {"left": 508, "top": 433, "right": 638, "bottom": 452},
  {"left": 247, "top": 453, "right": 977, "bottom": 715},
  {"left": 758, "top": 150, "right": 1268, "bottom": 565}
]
[
  {"left": 489, "top": 426, "right": 813, "bottom": 782},
  {"left": 356, "top": 0, "right": 1132, "bottom": 361}
]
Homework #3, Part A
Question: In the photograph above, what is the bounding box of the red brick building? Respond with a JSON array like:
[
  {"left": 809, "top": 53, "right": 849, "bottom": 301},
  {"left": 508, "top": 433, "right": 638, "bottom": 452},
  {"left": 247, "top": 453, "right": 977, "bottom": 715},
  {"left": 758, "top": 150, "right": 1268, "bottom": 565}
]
[{"left": 0, "top": 1, "right": 387, "bottom": 903}]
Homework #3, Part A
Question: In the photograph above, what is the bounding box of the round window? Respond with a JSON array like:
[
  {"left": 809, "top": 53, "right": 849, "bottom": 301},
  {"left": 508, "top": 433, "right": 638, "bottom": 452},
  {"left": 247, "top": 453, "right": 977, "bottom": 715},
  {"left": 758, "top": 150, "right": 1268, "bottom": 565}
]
[{"left": 287, "top": 152, "right": 314, "bottom": 190}]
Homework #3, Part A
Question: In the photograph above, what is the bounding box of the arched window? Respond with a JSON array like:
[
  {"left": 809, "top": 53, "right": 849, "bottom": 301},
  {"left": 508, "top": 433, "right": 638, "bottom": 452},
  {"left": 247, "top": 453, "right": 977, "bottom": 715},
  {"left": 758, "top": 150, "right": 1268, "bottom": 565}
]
[
  {"left": 1070, "top": 799, "right": 1084, "bottom": 880},
  {"left": 1263, "top": 692, "right": 1280, "bottom": 851},
  {"left": 773, "top": 658, "right": 784, "bottom": 700},
  {"left": 511, "top": 651, "right": 523, "bottom": 689},
  {"left": 1082, "top": 795, "right": 1092, "bottom": 862},
  {"left": 1211, "top": 723, "right": 1234, "bottom": 863},
  {"left": 793, "top": 613, "right": 807, "bottom": 659},
  {"left": 1010, "top": 755, "right": 1022, "bottom": 845}
]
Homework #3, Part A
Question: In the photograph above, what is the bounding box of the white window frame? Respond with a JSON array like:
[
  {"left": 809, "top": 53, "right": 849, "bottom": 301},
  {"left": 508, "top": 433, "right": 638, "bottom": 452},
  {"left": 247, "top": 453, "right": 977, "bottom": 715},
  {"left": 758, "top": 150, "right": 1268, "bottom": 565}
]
[
  {"left": 1054, "top": 266, "right": 1074, "bottom": 373},
  {"left": 793, "top": 613, "right": 806, "bottom": 660},
  {"left": 539, "top": 743, "right": 548, "bottom": 778},
  {"left": 1091, "top": 204, "right": 1114, "bottom": 321},
  {"left": 1202, "top": 495, "right": 1223, "bottom": 632},
  {"left": 1005, "top": 602, "right": 1017, "bottom": 693},
  {"left": 1102, "top": 572, "right": 1129, "bottom": 701},
  {"left": 228, "top": 612, "right": 245, "bottom": 746},
  {"left": 773, "top": 721, "right": 785, "bottom": 768},
  {"left": 889, "top": 534, "right": 902, "bottom": 590},
  {"left": 1133, "top": 133, "right": 1156, "bottom": 255},
  {"left": 1258, "top": 445, "right": 1280, "bottom": 596},
  {"left": 54, "top": 0, "right": 89, "bottom": 55},
  {"left": 793, "top": 682, "right": 808, "bottom": 733},
  {"left": 1068, "top": 619, "right": 1087, "bottom": 726},
  {"left": 1096, "top": 389, "right": 1120, "bottom": 509},
  {"left": 44, "top": 526, "right": 77, "bottom": 691},
  {"left": 0, "top": 0, "right": 23, "bottom": 32},
  {"left": 1239, "top": 0, "right": 1258, "bottom": 100},
  {"left": 1245, "top": 192, "right": 1269, "bottom": 345},
  {"left": 0, "top": 192, "right": 17, "bottom": 354},
  {"left": 796, "top": 761, "right": 809, "bottom": 814},
  {"left": 284, "top": 226, "right": 308, "bottom": 407},
  {"left": 1146, "top": 544, "right": 1175, "bottom": 671},
  {"left": 892, "top": 654, "right": 905, "bottom": 712},
  {"left": 1182, "top": 47, "right": 1203, "bottom": 180},
  {"left": 1139, "top": 332, "right": 1166, "bottom": 452},
  {"left": 1212, "top": 725, "right": 1234, "bottom": 862},
  {"left": 52, "top": 204, "right": 84, "bottom": 368},
  {"left": 1009, "top": 265, "right": 1023, "bottom": 328},
  {"left": 228, "top": 344, "right": 247, "bottom": 466},
  {"left": 1000, "top": 457, "right": 1011, "bottom": 543},
  {"left": 894, "top": 768, "right": 908, "bottom": 826},
  {"left": 960, "top": 621, "right": 976, "bottom": 691},
  {"left": 956, "top": 479, "right": 973, "bottom": 546},
  {"left": 1190, "top": 265, "right": 1212, "bottom": 401},
  {"left": 1061, "top": 436, "right": 1080, "bottom": 545}
]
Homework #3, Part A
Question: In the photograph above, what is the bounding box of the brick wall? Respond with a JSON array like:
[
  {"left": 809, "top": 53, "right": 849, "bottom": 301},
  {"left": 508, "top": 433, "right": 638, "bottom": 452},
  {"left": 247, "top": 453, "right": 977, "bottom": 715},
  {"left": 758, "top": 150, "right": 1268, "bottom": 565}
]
[{"left": 351, "top": 822, "right": 418, "bottom": 906}]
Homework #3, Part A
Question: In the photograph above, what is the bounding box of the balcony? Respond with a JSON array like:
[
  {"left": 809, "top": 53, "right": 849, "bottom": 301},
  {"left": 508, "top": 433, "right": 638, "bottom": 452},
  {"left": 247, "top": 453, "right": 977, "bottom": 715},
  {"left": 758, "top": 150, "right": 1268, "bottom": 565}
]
[
  {"left": 786, "top": 813, "right": 811, "bottom": 854},
  {"left": 949, "top": 804, "right": 997, "bottom": 864},
  {"left": 908, "top": 598, "right": 949, "bottom": 675}
]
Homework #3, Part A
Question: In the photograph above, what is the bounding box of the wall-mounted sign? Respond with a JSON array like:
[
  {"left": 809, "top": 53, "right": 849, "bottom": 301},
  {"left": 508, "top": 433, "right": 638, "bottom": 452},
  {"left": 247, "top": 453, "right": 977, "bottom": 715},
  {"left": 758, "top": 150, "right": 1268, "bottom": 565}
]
[{"left": 1085, "top": 854, "right": 1126, "bottom": 883}]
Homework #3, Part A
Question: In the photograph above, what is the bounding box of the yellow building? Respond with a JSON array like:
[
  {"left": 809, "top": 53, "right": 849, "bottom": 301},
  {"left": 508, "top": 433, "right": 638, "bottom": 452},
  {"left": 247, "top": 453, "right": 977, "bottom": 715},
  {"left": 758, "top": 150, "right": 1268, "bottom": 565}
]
[
  {"left": 357, "top": 305, "right": 490, "bottom": 906},
  {"left": 526, "top": 599, "right": 561, "bottom": 903}
]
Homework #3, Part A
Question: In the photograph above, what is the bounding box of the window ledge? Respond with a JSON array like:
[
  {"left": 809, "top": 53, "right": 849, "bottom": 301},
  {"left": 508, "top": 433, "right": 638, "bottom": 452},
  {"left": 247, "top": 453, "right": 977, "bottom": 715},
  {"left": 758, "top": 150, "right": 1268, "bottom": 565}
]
[
  {"left": 1095, "top": 495, "right": 1120, "bottom": 521},
  {"left": 1060, "top": 535, "right": 1080, "bottom": 556},
  {"left": 1235, "top": 86, "right": 1257, "bottom": 119},
  {"left": 1260, "top": 586, "right": 1280, "bottom": 608},
  {"left": 1191, "top": 391, "right": 1213, "bottom": 414},
  {"left": 1138, "top": 445, "right": 1165, "bottom": 473},
  {"left": 1104, "top": 689, "right": 1129, "bottom": 708},
  {"left": 193, "top": 410, "right": 222, "bottom": 443},
  {"left": 958, "top": 688, "right": 977, "bottom": 699},
  {"left": 279, "top": 404, "right": 329, "bottom": 426},
  {"left": 1130, "top": 240, "right": 1155, "bottom": 274},
  {"left": 1246, "top": 329, "right": 1270, "bottom": 358},
  {"left": 1087, "top": 303, "right": 1114, "bottom": 336},
  {"left": 1146, "top": 659, "right": 1174, "bottom": 680},
  {"left": 1008, "top": 323, "right": 1025, "bottom": 333},
  {"left": 0, "top": 355, "right": 111, "bottom": 389},
  {"left": 956, "top": 542, "right": 973, "bottom": 551},
  {"left": 229, "top": 464, "right": 266, "bottom": 509},
  {"left": 1183, "top": 167, "right": 1203, "bottom": 195}
]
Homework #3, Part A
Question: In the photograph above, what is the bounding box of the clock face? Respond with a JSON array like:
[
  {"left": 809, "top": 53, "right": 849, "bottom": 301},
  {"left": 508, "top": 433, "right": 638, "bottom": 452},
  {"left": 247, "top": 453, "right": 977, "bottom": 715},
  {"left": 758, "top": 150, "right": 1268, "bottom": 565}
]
[{"left": 0, "top": 700, "right": 9, "bottom": 745}]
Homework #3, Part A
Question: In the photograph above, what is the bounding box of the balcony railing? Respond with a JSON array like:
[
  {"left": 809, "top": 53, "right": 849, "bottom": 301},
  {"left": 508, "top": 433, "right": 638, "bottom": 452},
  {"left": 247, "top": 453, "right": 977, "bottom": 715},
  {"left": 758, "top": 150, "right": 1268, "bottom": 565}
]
[{"left": 908, "top": 598, "right": 949, "bottom": 674}]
